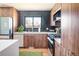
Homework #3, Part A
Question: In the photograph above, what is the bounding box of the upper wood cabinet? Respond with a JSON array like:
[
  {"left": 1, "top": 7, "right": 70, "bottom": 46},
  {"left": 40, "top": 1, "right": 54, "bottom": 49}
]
[
  {"left": 13, "top": 8, "right": 18, "bottom": 31},
  {"left": 0, "top": 7, "right": 13, "bottom": 17},
  {"left": 0, "top": 7, "right": 18, "bottom": 31},
  {"left": 50, "top": 3, "right": 61, "bottom": 26},
  {"left": 51, "top": 3, "right": 61, "bottom": 15}
]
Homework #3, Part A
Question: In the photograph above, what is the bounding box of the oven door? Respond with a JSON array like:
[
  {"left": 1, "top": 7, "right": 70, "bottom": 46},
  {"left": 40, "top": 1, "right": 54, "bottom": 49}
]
[{"left": 48, "top": 37, "right": 54, "bottom": 56}]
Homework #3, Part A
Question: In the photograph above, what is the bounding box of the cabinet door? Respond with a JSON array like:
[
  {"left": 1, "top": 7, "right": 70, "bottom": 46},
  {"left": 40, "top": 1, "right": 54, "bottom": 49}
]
[
  {"left": 24, "top": 34, "right": 35, "bottom": 48},
  {"left": 24, "top": 35, "right": 29, "bottom": 48},
  {"left": 0, "top": 8, "right": 1, "bottom": 16},
  {"left": 24, "top": 34, "right": 48, "bottom": 48},
  {"left": 41, "top": 34, "right": 48, "bottom": 48},
  {"left": 68, "top": 50, "right": 75, "bottom": 56},
  {"left": 34, "top": 34, "right": 43, "bottom": 48},
  {"left": 71, "top": 4, "right": 79, "bottom": 55},
  {"left": 60, "top": 47, "right": 74, "bottom": 56},
  {"left": 34, "top": 34, "right": 48, "bottom": 48},
  {"left": 0, "top": 7, "right": 13, "bottom": 17},
  {"left": 27, "top": 34, "right": 33, "bottom": 47},
  {"left": 55, "top": 41, "right": 61, "bottom": 56},
  {"left": 51, "top": 3, "right": 61, "bottom": 15},
  {"left": 13, "top": 8, "right": 18, "bottom": 31},
  {"left": 60, "top": 46, "right": 66, "bottom": 56},
  {"left": 50, "top": 3, "right": 61, "bottom": 26},
  {"left": 34, "top": 35, "right": 39, "bottom": 48},
  {"left": 60, "top": 46, "right": 74, "bottom": 56},
  {"left": 50, "top": 10, "right": 55, "bottom": 26},
  {"left": 61, "top": 4, "right": 79, "bottom": 55},
  {"left": 61, "top": 3, "right": 73, "bottom": 50}
]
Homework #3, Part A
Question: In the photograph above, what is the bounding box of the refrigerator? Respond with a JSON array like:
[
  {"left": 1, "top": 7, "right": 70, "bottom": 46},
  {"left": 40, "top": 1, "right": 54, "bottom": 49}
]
[{"left": 0, "top": 17, "right": 13, "bottom": 39}]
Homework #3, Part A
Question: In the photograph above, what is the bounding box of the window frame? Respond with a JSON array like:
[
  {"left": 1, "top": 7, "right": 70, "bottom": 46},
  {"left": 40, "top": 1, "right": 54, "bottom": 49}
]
[{"left": 24, "top": 16, "right": 42, "bottom": 32}]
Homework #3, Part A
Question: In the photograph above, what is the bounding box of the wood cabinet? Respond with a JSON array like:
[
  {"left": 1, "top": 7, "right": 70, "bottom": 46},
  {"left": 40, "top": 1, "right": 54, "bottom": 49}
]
[
  {"left": 24, "top": 34, "right": 30, "bottom": 48},
  {"left": 34, "top": 34, "right": 48, "bottom": 48},
  {"left": 55, "top": 39, "right": 71, "bottom": 56},
  {"left": 60, "top": 46, "right": 66, "bottom": 56},
  {"left": 51, "top": 3, "right": 79, "bottom": 56},
  {"left": 13, "top": 8, "right": 18, "bottom": 31},
  {"left": 34, "top": 34, "right": 42, "bottom": 48},
  {"left": 55, "top": 40, "right": 72, "bottom": 56},
  {"left": 24, "top": 34, "right": 48, "bottom": 48},
  {"left": 61, "top": 3, "right": 72, "bottom": 50},
  {"left": 50, "top": 3, "right": 61, "bottom": 26},
  {"left": 68, "top": 50, "right": 75, "bottom": 56},
  {"left": 61, "top": 3, "right": 79, "bottom": 56},
  {"left": 55, "top": 41, "right": 61, "bottom": 56},
  {"left": 0, "top": 7, "right": 18, "bottom": 31},
  {"left": 0, "top": 7, "right": 13, "bottom": 17},
  {"left": 60, "top": 47, "right": 75, "bottom": 56}
]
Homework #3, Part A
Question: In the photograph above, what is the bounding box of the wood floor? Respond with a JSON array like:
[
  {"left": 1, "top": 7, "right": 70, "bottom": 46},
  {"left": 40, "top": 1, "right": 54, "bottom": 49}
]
[{"left": 19, "top": 47, "right": 49, "bottom": 56}]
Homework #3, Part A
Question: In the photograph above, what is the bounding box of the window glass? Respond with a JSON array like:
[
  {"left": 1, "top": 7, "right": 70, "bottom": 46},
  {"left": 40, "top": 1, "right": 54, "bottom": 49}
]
[
  {"left": 25, "top": 17, "right": 41, "bottom": 32},
  {"left": 34, "top": 17, "right": 41, "bottom": 28}
]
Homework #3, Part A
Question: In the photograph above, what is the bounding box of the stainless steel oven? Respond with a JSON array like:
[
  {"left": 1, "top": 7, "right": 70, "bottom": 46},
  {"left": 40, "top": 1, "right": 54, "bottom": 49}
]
[{"left": 47, "top": 34, "right": 55, "bottom": 56}]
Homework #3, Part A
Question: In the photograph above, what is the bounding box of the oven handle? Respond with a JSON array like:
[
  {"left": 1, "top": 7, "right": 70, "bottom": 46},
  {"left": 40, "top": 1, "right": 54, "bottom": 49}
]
[{"left": 47, "top": 37, "right": 53, "bottom": 45}]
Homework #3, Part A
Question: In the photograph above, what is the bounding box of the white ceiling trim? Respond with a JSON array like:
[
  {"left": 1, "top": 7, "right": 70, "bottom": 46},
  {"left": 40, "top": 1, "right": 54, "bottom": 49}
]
[{"left": 0, "top": 3, "right": 55, "bottom": 11}]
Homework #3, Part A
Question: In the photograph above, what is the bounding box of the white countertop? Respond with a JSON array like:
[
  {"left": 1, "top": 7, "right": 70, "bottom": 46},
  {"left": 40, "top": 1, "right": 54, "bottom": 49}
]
[
  {"left": 14, "top": 32, "right": 56, "bottom": 35},
  {"left": 0, "top": 40, "right": 18, "bottom": 52},
  {"left": 54, "top": 38, "right": 61, "bottom": 44}
]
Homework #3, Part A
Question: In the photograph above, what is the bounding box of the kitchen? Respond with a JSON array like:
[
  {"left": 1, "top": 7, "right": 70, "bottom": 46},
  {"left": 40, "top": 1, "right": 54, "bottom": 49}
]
[{"left": 0, "top": 3, "right": 79, "bottom": 56}]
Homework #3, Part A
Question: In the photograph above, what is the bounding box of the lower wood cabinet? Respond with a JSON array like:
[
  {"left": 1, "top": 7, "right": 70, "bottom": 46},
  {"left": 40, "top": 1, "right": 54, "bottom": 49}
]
[
  {"left": 55, "top": 41, "right": 61, "bottom": 56},
  {"left": 55, "top": 43, "right": 75, "bottom": 56},
  {"left": 24, "top": 34, "right": 30, "bottom": 48},
  {"left": 60, "top": 46, "right": 66, "bottom": 56},
  {"left": 24, "top": 34, "right": 48, "bottom": 48},
  {"left": 55, "top": 40, "right": 75, "bottom": 56},
  {"left": 34, "top": 34, "right": 48, "bottom": 48},
  {"left": 68, "top": 50, "right": 75, "bottom": 56},
  {"left": 55, "top": 40, "right": 71, "bottom": 56},
  {"left": 34, "top": 34, "right": 42, "bottom": 48},
  {"left": 60, "top": 47, "right": 75, "bottom": 56}
]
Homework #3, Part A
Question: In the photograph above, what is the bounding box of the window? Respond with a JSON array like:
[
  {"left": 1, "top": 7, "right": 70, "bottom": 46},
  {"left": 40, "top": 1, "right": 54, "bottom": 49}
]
[
  {"left": 25, "top": 17, "right": 32, "bottom": 28},
  {"left": 25, "top": 17, "right": 41, "bottom": 32}
]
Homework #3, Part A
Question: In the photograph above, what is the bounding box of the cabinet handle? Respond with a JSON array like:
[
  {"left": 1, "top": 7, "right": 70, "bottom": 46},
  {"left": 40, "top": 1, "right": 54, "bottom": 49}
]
[{"left": 71, "top": 52, "right": 75, "bottom": 56}]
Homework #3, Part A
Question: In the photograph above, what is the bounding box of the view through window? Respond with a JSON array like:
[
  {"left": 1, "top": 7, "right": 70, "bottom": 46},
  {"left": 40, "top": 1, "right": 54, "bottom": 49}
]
[{"left": 25, "top": 17, "right": 41, "bottom": 32}]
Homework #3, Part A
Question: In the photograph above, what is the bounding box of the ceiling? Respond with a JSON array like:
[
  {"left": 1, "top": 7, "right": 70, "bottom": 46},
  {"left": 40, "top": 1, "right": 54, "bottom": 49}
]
[{"left": 0, "top": 3, "right": 55, "bottom": 11}]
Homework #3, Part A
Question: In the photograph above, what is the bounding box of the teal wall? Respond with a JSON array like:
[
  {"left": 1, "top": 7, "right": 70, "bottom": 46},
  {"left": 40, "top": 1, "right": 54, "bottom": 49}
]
[{"left": 18, "top": 11, "right": 50, "bottom": 32}]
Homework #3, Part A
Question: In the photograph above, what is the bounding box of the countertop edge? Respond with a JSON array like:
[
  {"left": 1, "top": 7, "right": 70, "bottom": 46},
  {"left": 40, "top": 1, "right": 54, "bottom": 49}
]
[{"left": 14, "top": 32, "right": 56, "bottom": 35}]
